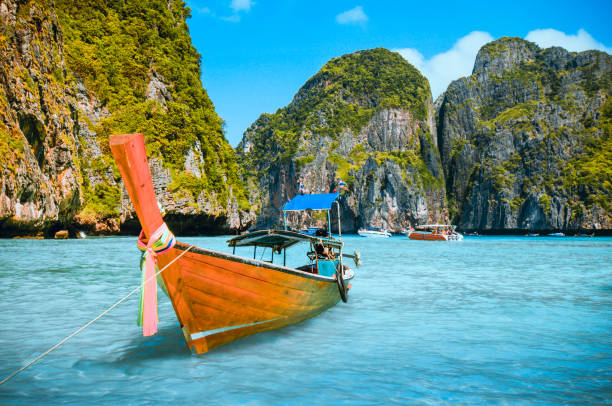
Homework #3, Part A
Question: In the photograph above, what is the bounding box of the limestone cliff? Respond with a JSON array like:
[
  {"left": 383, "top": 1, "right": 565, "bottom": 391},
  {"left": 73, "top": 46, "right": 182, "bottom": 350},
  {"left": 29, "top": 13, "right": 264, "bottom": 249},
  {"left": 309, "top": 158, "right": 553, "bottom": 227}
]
[
  {"left": 0, "top": 0, "right": 81, "bottom": 236},
  {"left": 437, "top": 37, "right": 611, "bottom": 232},
  {"left": 238, "top": 48, "right": 447, "bottom": 232},
  {"left": 0, "top": 0, "right": 253, "bottom": 237}
]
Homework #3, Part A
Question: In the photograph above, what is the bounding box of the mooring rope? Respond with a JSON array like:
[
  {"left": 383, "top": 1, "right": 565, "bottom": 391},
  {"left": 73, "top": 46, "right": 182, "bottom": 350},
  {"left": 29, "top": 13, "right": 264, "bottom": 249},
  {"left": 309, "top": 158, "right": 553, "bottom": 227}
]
[{"left": 0, "top": 244, "right": 193, "bottom": 387}]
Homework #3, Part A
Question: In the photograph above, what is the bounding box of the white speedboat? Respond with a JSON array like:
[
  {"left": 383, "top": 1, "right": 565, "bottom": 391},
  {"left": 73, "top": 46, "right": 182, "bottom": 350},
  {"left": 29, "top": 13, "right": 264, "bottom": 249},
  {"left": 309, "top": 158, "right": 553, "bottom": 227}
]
[{"left": 357, "top": 227, "right": 391, "bottom": 238}]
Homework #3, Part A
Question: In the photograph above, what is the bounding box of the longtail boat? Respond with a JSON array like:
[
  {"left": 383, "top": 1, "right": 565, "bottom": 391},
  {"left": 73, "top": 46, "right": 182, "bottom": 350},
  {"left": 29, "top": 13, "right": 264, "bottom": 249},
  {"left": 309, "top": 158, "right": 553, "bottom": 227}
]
[
  {"left": 407, "top": 224, "right": 463, "bottom": 241},
  {"left": 110, "top": 133, "right": 358, "bottom": 354}
]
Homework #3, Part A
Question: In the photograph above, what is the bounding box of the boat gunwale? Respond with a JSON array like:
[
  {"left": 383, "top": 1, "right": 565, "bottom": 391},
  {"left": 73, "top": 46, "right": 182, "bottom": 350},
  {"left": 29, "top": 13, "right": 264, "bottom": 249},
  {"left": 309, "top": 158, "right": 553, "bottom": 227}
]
[{"left": 173, "top": 242, "right": 347, "bottom": 283}]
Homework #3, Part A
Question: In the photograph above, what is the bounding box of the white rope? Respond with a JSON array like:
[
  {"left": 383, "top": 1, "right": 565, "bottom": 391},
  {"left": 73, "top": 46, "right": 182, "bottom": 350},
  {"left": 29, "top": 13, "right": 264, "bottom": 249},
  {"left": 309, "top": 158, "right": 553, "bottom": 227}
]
[{"left": 0, "top": 245, "right": 194, "bottom": 387}]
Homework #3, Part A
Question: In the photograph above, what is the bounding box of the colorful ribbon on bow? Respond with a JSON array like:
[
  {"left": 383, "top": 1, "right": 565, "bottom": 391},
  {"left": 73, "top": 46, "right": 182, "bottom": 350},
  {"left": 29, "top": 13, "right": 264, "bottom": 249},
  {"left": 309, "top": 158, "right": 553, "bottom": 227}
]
[{"left": 137, "top": 223, "right": 176, "bottom": 336}]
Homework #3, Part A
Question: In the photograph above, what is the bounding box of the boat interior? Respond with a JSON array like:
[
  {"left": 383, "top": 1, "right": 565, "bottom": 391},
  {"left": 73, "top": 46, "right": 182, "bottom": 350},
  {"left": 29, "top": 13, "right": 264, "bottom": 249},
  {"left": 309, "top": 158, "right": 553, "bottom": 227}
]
[{"left": 227, "top": 230, "right": 344, "bottom": 277}]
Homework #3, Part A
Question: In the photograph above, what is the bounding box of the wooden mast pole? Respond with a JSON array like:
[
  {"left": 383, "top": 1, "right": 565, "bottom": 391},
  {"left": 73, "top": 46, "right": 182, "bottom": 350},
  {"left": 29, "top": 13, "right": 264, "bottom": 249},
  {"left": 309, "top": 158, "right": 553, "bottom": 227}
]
[{"left": 109, "top": 133, "right": 163, "bottom": 239}]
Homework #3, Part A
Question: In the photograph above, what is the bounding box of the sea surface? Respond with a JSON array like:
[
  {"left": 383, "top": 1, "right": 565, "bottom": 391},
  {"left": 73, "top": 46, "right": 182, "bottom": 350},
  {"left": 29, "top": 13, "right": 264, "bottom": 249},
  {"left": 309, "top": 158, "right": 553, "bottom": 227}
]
[{"left": 0, "top": 235, "right": 610, "bottom": 405}]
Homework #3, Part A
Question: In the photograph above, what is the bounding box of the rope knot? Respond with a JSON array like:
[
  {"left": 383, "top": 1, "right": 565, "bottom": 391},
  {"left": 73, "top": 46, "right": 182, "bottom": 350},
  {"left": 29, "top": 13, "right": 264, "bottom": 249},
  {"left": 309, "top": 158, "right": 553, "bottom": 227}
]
[
  {"left": 136, "top": 223, "right": 176, "bottom": 336},
  {"left": 137, "top": 222, "right": 176, "bottom": 256}
]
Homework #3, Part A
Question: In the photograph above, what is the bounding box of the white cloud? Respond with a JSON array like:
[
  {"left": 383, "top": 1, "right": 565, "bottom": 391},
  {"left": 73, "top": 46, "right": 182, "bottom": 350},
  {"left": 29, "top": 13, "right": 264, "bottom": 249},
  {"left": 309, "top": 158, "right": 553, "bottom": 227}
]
[
  {"left": 394, "top": 29, "right": 611, "bottom": 99},
  {"left": 218, "top": 0, "right": 254, "bottom": 23},
  {"left": 230, "top": 0, "right": 253, "bottom": 13},
  {"left": 525, "top": 28, "right": 612, "bottom": 54},
  {"left": 394, "top": 31, "right": 494, "bottom": 98},
  {"left": 336, "top": 6, "right": 368, "bottom": 25}
]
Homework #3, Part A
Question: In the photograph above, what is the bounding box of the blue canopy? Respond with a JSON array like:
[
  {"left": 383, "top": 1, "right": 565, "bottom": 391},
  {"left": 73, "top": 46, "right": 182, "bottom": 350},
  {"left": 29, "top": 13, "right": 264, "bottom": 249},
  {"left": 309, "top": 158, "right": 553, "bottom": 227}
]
[{"left": 283, "top": 193, "right": 340, "bottom": 212}]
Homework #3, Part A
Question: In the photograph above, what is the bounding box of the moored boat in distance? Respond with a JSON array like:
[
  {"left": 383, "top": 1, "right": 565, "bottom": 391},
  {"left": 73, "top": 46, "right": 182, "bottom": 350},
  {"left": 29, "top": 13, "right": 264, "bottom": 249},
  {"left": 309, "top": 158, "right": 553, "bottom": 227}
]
[
  {"left": 357, "top": 227, "right": 391, "bottom": 238},
  {"left": 547, "top": 232, "right": 565, "bottom": 237},
  {"left": 110, "top": 133, "right": 358, "bottom": 354},
  {"left": 407, "top": 224, "right": 463, "bottom": 241},
  {"left": 299, "top": 227, "right": 321, "bottom": 236}
]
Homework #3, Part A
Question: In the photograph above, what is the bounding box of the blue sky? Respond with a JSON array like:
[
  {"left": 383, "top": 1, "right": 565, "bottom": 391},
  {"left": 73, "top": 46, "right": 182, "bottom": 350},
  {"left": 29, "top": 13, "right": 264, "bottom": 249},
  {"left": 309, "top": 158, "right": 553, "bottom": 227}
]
[{"left": 185, "top": 0, "right": 612, "bottom": 146}]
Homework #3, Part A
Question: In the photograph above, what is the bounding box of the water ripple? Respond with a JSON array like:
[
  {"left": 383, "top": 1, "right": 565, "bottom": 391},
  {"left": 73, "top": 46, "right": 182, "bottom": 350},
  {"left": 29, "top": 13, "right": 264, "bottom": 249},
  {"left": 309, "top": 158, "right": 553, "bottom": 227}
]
[{"left": 0, "top": 236, "right": 611, "bottom": 404}]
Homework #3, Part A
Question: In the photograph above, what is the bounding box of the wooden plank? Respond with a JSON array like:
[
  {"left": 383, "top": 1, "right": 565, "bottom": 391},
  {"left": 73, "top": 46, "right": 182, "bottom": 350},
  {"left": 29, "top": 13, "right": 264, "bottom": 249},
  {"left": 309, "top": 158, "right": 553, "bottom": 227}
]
[{"left": 166, "top": 248, "right": 327, "bottom": 291}]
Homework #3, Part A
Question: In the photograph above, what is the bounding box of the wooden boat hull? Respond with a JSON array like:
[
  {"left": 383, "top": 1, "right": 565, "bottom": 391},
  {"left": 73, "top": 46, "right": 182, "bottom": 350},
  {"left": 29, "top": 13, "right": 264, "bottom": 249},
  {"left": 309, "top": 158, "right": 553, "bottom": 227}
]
[
  {"left": 110, "top": 133, "right": 351, "bottom": 354},
  {"left": 156, "top": 243, "right": 345, "bottom": 354},
  {"left": 408, "top": 232, "right": 448, "bottom": 241}
]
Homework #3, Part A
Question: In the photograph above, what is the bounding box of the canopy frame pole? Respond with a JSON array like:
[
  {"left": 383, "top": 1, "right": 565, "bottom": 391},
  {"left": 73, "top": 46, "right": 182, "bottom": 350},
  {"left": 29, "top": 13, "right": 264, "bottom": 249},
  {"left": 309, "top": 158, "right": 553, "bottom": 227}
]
[
  {"left": 339, "top": 244, "right": 343, "bottom": 278},
  {"left": 283, "top": 211, "right": 287, "bottom": 231},
  {"left": 337, "top": 201, "right": 343, "bottom": 274},
  {"left": 315, "top": 240, "right": 319, "bottom": 274},
  {"left": 327, "top": 210, "right": 331, "bottom": 237},
  {"left": 309, "top": 241, "right": 314, "bottom": 265},
  {"left": 335, "top": 201, "right": 341, "bottom": 238}
]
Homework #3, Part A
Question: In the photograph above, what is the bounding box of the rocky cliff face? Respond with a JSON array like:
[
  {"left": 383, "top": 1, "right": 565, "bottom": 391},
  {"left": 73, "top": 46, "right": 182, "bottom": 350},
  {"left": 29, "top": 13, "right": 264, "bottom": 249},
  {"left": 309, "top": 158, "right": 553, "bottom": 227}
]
[
  {"left": 0, "top": 0, "right": 253, "bottom": 237},
  {"left": 0, "top": 1, "right": 82, "bottom": 236},
  {"left": 437, "top": 37, "right": 611, "bottom": 231},
  {"left": 3, "top": 11, "right": 610, "bottom": 238},
  {"left": 239, "top": 48, "right": 447, "bottom": 232}
]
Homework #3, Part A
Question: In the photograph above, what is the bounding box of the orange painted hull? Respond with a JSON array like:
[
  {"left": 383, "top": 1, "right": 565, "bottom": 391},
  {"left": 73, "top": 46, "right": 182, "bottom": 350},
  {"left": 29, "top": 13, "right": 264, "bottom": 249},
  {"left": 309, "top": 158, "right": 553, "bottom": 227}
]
[
  {"left": 156, "top": 243, "right": 343, "bottom": 354},
  {"left": 408, "top": 232, "right": 448, "bottom": 241},
  {"left": 110, "top": 133, "right": 348, "bottom": 354}
]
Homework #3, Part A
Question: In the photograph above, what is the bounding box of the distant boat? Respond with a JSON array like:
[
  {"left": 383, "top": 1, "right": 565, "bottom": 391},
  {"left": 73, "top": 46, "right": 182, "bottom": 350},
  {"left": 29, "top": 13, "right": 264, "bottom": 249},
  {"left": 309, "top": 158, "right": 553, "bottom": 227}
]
[
  {"left": 110, "top": 133, "right": 358, "bottom": 354},
  {"left": 547, "top": 232, "right": 565, "bottom": 237},
  {"left": 357, "top": 227, "right": 391, "bottom": 238},
  {"left": 465, "top": 231, "right": 479, "bottom": 237},
  {"left": 299, "top": 227, "right": 324, "bottom": 236},
  {"left": 574, "top": 233, "right": 595, "bottom": 237},
  {"left": 525, "top": 233, "right": 539, "bottom": 237},
  {"left": 407, "top": 224, "right": 463, "bottom": 241}
]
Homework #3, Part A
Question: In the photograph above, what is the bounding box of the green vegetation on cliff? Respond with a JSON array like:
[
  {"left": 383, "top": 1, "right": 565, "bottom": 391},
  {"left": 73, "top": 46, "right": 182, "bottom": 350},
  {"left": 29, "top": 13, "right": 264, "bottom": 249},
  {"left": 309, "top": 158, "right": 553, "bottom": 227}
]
[
  {"left": 55, "top": 0, "right": 249, "bottom": 217},
  {"left": 561, "top": 99, "right": 612, "bottom": 212},
  {"left": 440, "top": 37, "right": 612, "bottom": 229},
  {"left": 0, "top": 2, "right": 63, "bottom": 174},
  {"left": 240, "top": 48, "right": 431, "bottom": 169},
  {"left": 239, "top": 47, "right": 446, "bottom": 229}
]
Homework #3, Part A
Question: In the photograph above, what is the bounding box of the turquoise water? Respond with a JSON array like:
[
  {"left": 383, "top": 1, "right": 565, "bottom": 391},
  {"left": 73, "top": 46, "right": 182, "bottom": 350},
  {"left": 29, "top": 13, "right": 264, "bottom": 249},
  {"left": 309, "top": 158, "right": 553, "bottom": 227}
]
[{"left": 0, "top": 235, "right": 610, "bottom": 404}]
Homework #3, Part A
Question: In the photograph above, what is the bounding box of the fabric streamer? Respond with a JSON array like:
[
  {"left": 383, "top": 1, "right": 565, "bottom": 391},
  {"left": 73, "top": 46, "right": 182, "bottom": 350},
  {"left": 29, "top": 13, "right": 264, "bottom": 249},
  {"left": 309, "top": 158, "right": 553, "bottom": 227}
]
[{"left": 137, "top": 223, "right": 176, "bottom": 336}]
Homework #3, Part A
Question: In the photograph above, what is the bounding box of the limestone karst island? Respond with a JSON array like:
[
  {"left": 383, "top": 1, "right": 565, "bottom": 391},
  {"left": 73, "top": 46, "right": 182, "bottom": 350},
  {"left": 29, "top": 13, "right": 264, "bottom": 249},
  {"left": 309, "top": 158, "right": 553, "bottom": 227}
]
[{"left": 1, "top": 1, "right": 610, "bottom": 238}]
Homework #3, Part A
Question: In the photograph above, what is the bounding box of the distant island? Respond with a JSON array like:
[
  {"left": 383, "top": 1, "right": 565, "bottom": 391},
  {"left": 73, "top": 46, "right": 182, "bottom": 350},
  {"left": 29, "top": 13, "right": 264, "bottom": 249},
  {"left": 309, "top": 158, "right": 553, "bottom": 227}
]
[{"left": 0, "top": 0, "right": 610, "bottom": 237}]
